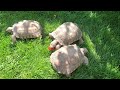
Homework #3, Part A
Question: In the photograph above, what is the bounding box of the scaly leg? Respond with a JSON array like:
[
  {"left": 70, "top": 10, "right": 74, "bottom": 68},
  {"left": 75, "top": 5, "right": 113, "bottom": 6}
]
[
  {"left": 11, "top": 35, "right": 16, "bottom": 44},
  {"left": 83, "top": 56, "right": 89, "bottom": 65},
  {"left": 79, "top": 38, "right": 84, "bottom": 45},
  {"left": 80, "top": 48, "right": 88, "bottom": 55}
]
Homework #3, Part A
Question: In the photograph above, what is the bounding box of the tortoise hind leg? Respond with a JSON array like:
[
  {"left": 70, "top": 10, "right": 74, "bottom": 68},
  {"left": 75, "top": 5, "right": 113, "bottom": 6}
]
[
  {"left": 66, "top": 73, "right": 71, "bottom": 77},
  {"left": 39, "top": 34, "right": 42, "bottom": 40},
  {"left": 83, "top": 56, "right": 89, "bottom": 65},
  {"left": 78, "top": 38, "right": 84, "bottom": 45},
  {"left": 11, "top": 35, "right": 16, "bottom": 44},
  {"left": 49, "top": 33, "right": 54, "bottom": 40},
  {"left": 55, "top": 43, "right": 61, "bottom": 50},
  {"left": 80, "top": 48, "right": 88, "bottom": 55}
]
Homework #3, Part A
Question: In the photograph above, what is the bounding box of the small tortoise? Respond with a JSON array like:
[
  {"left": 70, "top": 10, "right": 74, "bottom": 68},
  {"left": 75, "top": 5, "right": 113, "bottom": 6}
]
[
  {"left": 50, "top": 44, "right": 88, "bottom": 77},
  {"left": 48, "top": 22, "right": 83, "bottom": 51},
  {"left": 6, "top": 20, "right": 42, "bottom": 44}
]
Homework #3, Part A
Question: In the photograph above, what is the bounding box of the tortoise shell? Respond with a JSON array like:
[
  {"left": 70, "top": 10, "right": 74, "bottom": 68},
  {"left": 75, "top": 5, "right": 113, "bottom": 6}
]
[
  {"left": 12, "top": 20, "right": 42, "bottom": 39},
  {"left": 50, "top": 44, "right": 88, "bottom": 76},
  {"left": 49, "top": 22, "right": 82, "bottom": 46}
]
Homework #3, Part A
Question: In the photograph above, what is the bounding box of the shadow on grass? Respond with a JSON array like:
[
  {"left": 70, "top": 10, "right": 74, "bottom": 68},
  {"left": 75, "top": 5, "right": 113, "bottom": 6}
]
[{"left": 69, "top": 11, "right": 120, "bottom": 79}]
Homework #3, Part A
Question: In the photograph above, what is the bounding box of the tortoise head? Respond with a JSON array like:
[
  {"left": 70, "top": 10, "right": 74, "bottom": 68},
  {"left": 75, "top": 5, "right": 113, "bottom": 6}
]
[
  {"left": 6, "top": 27, "right": 13, "bottom": 34},
  {"left": 48, "top": 40, "right": 58, "bottom": 51}
]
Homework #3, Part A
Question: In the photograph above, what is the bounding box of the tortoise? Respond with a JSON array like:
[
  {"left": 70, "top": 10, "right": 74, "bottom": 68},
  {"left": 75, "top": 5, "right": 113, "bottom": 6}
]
[
  {"left": 6, "top": 20, "right": 42, "bottom": 44},
  {"left": 48, "top": 22, "right": 83, "bottom": 51},
  {"left": 50, "top": 44, "right": 88, "bottom": 77}
]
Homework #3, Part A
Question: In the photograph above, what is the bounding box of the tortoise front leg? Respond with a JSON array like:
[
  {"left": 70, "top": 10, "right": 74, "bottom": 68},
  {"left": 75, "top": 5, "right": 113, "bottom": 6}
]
[
  {"left": 11, "top": 35, "right": 16, "bottom": 44},
  {"left": 55, "top": 43, "right": 61, "bottom": 50}
]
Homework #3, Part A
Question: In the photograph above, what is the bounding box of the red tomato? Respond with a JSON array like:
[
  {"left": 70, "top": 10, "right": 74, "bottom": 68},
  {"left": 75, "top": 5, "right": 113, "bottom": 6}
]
[{"left": 48, "top": 46, "right": 55, "bottom": 51}]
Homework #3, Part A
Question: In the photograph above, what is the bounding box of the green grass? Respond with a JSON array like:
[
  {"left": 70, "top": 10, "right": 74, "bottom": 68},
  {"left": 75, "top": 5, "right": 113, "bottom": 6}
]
[{"left": 0, "top": 11, "right": 120, "bottom": 79}]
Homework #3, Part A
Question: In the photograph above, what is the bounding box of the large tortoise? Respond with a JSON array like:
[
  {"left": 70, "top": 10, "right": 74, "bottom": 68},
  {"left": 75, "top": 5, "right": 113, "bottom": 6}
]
[
  {"left": 6, "top": 20, "right": 42, "bottom": 44},
  {"left": 50, "top": 44, "right": 88, "bottom": 77},
  {"left": 48, "top": 22, "right": 83, "bottom": 51}
]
